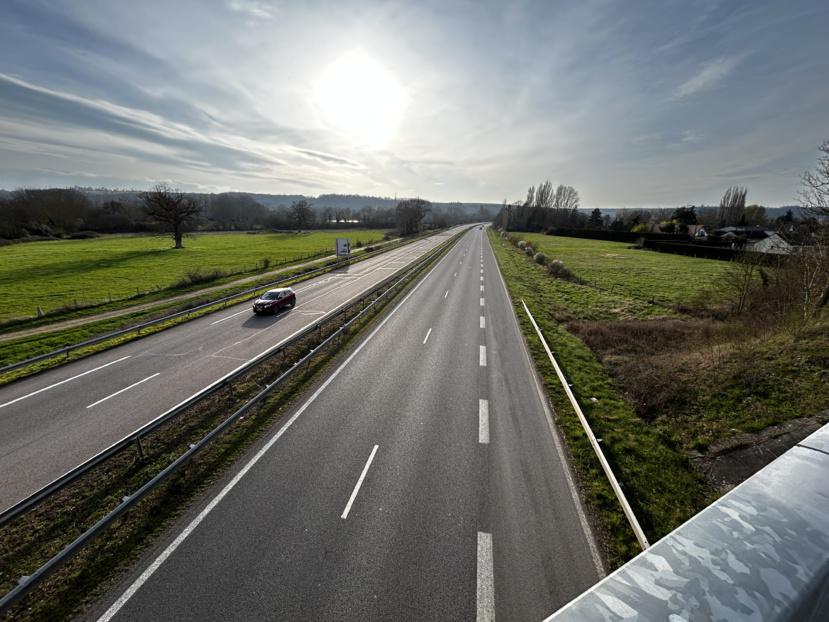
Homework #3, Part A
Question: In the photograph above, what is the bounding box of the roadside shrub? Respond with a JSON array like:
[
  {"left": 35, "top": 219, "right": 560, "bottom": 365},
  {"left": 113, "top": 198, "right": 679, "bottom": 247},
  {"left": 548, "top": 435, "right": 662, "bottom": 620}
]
[
  {"left": 524, "top": 245, "right": 534, "bottom": 256},
  {"left": 259, "top": 257, "right": 272, "bottom": 270},
  {"left": 68, "top": 231, "right": 100, "bottom": 240},
  {"left": 547, "top": 259, "right": 580, "bottom": 282},
  {"left": 533, "top": 252, "right": 547, "bottom": 265},
  {"left": 517, "top": 240, "right": 527, "bottom": 250},
  {"left": 364, "top": 245, "right": 376, "bottom": 252},
  {"left": 355, "top": 240, "right": 364, "bottom": 248}
]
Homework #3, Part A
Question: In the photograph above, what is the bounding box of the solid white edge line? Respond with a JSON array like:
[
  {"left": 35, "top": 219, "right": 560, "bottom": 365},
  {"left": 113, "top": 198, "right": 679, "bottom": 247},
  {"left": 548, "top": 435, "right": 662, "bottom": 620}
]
[
  {"left": 86, "top": 373, "right": 161, "bottom": 409},
  {"left": 479, "top": 345, "right": 487, "bottom": 367},
  {"left": 486, "top": 233, "right": 605, "bottom": 577},
  {"left": 0, "top": 355, "right": 131, "bottom": 410},
  {"left": 341, "top": 444, "right": 379, "bottom": 519},
  {"left": 480, "top": 316, "right": 486, "bottom": 329},
  {"left": 477, "top": 531, "right": 495, "bottom": 622},
  {"left": 422, "top": 327, "right": 433, "bottom": 345},
  {"left": 479, "top": 399, "right": 490, "bottom": 444},
  {"left": 95, "top": 230, "right": 460, "bottom": 622}
]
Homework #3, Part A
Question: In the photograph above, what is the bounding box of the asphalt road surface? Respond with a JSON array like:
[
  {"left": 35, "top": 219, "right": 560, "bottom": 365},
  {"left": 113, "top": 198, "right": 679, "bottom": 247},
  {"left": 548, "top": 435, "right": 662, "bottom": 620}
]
[
  {"left": 0, "top": 228, "right": 462, "bottom": 512},
  {"left": 87, "top": 227, "right": 601, "bottom": 622}
]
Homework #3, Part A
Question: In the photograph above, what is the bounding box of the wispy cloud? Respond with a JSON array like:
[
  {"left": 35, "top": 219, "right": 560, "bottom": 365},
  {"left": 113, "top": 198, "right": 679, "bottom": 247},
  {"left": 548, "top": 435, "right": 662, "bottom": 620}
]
[
  {"left": 679, "top": 129, "right": 702, "bottom": 144},
  {"left": 675, "top": 55, "right": 745, "bottom": 99},
  {"left": 227, "top": 0, "right": 277, "bottom": 20}
]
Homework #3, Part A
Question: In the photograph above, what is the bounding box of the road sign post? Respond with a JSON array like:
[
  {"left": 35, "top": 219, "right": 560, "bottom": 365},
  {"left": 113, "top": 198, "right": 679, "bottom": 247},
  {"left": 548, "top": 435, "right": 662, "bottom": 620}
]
[{"left": 336, "top": 238, "right": 350, "bottom": 258}]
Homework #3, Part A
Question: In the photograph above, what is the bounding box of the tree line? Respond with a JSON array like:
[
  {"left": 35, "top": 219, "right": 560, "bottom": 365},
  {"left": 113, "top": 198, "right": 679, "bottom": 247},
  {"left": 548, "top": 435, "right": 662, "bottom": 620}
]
[
  {"left": 493, "top": 181, "right": 814, "bottom": 235},
  {"left": 0, "top": 186, "right": 492, "bottom": 243}
]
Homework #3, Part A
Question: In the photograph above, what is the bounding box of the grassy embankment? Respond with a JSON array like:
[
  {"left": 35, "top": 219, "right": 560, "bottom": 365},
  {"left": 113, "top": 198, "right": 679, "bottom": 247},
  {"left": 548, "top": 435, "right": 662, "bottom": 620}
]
[
  {"left": 489, "top": 229, "right": 829, "bottom": 567},
  {"left": 0, "top": 230, "right": 386, "bottom": 324}
]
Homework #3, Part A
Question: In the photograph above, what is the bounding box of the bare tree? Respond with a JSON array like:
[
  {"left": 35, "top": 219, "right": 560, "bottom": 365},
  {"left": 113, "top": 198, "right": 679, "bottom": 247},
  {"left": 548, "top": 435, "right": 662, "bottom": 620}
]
[
  {"left": 799, "top": 141, "right": 829, "bottom": 307},
  {"left": 395, "top": 198, "right": 431, "bottom": 235},
  {"left": 524, "top": 186, "right": 536, "bottom": 207},
  {"left": 718, "top": 186, "right": 748, "bottom": 227},
  {"left": 534, "top": 180, "right": 554, "bottom": 208},
  {"left": 553, "top": 184, "right": 580, "bottom": 211},
  {"left": 140, "top": 183, "right": 201, "bottom": 248},
  {"left": 290, "top": 199, "right": 313, "bottom": 231},
  {"left": 800, "top": 140, "right": 829, "bottom": 219}
]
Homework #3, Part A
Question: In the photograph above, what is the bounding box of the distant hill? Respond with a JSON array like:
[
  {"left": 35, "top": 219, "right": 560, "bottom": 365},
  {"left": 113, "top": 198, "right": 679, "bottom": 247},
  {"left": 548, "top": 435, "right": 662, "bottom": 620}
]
[{"left": 61, "top": 188, "right": 501, "bottom": 217}]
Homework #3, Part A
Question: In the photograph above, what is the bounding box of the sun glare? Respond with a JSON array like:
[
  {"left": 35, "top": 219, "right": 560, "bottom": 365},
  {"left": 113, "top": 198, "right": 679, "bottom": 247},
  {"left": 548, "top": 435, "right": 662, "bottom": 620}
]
[{"left": 316, "top": 51, "right": 406, "bottom": 146}]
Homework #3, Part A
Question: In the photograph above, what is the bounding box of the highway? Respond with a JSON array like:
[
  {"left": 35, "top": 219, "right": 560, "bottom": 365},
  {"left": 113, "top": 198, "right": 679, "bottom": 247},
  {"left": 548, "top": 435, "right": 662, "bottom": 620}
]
[
  {"left": 0, "top": 228, "right": 461, "bottom": 512},
  {"left": 87, "top": 227, "right": 601, "bottom": 621}
]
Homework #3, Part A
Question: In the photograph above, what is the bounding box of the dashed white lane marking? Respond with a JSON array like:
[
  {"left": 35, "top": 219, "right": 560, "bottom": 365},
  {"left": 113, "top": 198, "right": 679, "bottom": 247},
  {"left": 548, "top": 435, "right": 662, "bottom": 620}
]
[
  {"left": 210, "top": 308, "right": 249, "bottom": 325},
  {"left": 481, "top": 276, "right": 484, "bottom": 282},
  {"left": 479, "top": 399, "right": 490, "bottom": 444},
  {"left": 454, "top": 272, "right": 457, "bottom": 277},
  {"left": 423, "top": 327, "right": 432, "bottom": 345},
  {"left": 444, "top": 290, "right": 449, "bottom": 299},
  {"left": 480, "top": 298, "right": 485, "bottom": 307},
  {"left": 0, "top": 356, "right": 131, "bottom": 410},
  {"left": 479, "top": 345, "right": 487, "bottom": 367},
  {"left": 480, "top": 316, "right": 486, "bottom": 329},
  {"left": 477, "top": 532, "right": 495, "bottom": 621},
  {"left": 341, "top": 444, "right": 379, "bottom": 519},
  {"left": 86, "top": 373, "right": 160, "bottom": 409},
  {"left": 480, "top": 285, "right": 485, "bottom": 292}
]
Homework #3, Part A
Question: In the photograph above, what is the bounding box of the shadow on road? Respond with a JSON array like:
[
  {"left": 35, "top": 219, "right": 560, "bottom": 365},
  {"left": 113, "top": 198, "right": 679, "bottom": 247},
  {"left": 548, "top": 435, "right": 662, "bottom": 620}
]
[{"left": 241, "top": 308, "right": 293, "bottom": 329}]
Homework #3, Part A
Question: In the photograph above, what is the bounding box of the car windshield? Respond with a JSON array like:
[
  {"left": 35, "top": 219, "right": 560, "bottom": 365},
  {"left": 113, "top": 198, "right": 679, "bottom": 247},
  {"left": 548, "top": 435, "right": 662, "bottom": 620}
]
[{"left": 262, "top": 292, "right": 281, "bottom": 300}]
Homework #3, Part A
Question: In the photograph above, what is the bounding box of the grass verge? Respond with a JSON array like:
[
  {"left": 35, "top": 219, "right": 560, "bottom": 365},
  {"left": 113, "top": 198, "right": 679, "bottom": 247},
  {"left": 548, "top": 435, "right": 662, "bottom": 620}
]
[
  {"left": 489, "top": 229, "right": 710, "bottom": 567},
  {"left": 491, "top": 228, "right": 829, "bottom": 568}
]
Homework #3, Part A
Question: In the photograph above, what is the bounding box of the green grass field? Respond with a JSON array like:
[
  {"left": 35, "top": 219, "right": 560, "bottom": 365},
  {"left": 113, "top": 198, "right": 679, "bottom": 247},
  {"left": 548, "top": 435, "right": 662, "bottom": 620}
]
[
  {"left": 514, "top": 232, "right": 731, "bottom": 306},
  {"left": 0, "top": 230, "right": 385, "bottom": 321}
]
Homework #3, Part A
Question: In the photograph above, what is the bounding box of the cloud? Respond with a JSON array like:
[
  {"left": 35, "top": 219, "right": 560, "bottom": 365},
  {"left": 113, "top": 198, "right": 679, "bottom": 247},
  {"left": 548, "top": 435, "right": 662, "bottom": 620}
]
[
  {"left": 675, "top": 55, "right": 744, "bottom": 99},
  {"left": 227, "top": 0, "right": 277, "bottom": 20},
  {"left": 679, "top": 129, "right": 702, "bottom": 144}
]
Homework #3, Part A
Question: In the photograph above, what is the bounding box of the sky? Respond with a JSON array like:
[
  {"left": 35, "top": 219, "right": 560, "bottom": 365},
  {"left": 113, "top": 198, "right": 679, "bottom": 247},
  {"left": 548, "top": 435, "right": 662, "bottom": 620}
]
[{"left": 0, "top": 0, "right": 827, "bottom": 208}]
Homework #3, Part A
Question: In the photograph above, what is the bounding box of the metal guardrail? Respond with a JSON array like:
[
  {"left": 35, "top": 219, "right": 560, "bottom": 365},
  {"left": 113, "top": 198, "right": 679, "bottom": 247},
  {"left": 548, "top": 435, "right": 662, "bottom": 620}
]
[
  {"left": 0, "top": 234, "right": 424, "bottom": 376},
  {"left": 522, "top": 300, "right": 650, "bottom": 551},
  {"left": 0, "top": 231, "right": 461, "bottom": 614}
]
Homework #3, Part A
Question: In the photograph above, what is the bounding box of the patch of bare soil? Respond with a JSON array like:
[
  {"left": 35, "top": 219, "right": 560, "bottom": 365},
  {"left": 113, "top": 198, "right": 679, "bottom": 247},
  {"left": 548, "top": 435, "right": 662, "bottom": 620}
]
[{"left": 689, "top": 412, "right": 829, "bottom": 494}]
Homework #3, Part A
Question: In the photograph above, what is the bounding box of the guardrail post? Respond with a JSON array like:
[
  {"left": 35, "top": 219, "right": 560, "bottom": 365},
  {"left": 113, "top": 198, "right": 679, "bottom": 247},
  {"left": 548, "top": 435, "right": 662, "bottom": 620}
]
[{"left": 134, "top": 437, "right": 145, "bottom": 461}]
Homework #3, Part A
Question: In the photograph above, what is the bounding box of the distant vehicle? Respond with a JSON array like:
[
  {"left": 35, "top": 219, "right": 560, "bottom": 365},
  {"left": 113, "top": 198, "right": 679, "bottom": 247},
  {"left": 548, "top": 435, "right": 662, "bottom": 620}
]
[{"left": 252, "top": 287, "right": 296, "bottom": 314}]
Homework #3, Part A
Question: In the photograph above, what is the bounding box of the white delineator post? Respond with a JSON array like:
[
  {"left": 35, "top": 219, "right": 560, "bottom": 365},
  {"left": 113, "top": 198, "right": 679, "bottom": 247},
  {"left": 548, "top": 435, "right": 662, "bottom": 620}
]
[{"left": 522, "top": 299, "right": 650, "bottom": 551}]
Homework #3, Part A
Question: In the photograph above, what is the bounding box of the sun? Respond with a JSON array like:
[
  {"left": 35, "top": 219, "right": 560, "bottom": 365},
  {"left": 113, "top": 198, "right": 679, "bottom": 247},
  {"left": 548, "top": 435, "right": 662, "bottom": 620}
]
[{"left": 316, "top": 51, "right": 406, "bottom": 146}]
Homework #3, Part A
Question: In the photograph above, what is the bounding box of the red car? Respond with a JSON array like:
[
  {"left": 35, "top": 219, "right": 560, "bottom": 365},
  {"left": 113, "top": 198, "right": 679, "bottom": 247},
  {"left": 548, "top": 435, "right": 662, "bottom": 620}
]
[{"left": 252, "top": 287, "right": 296, "bottom": 314}]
